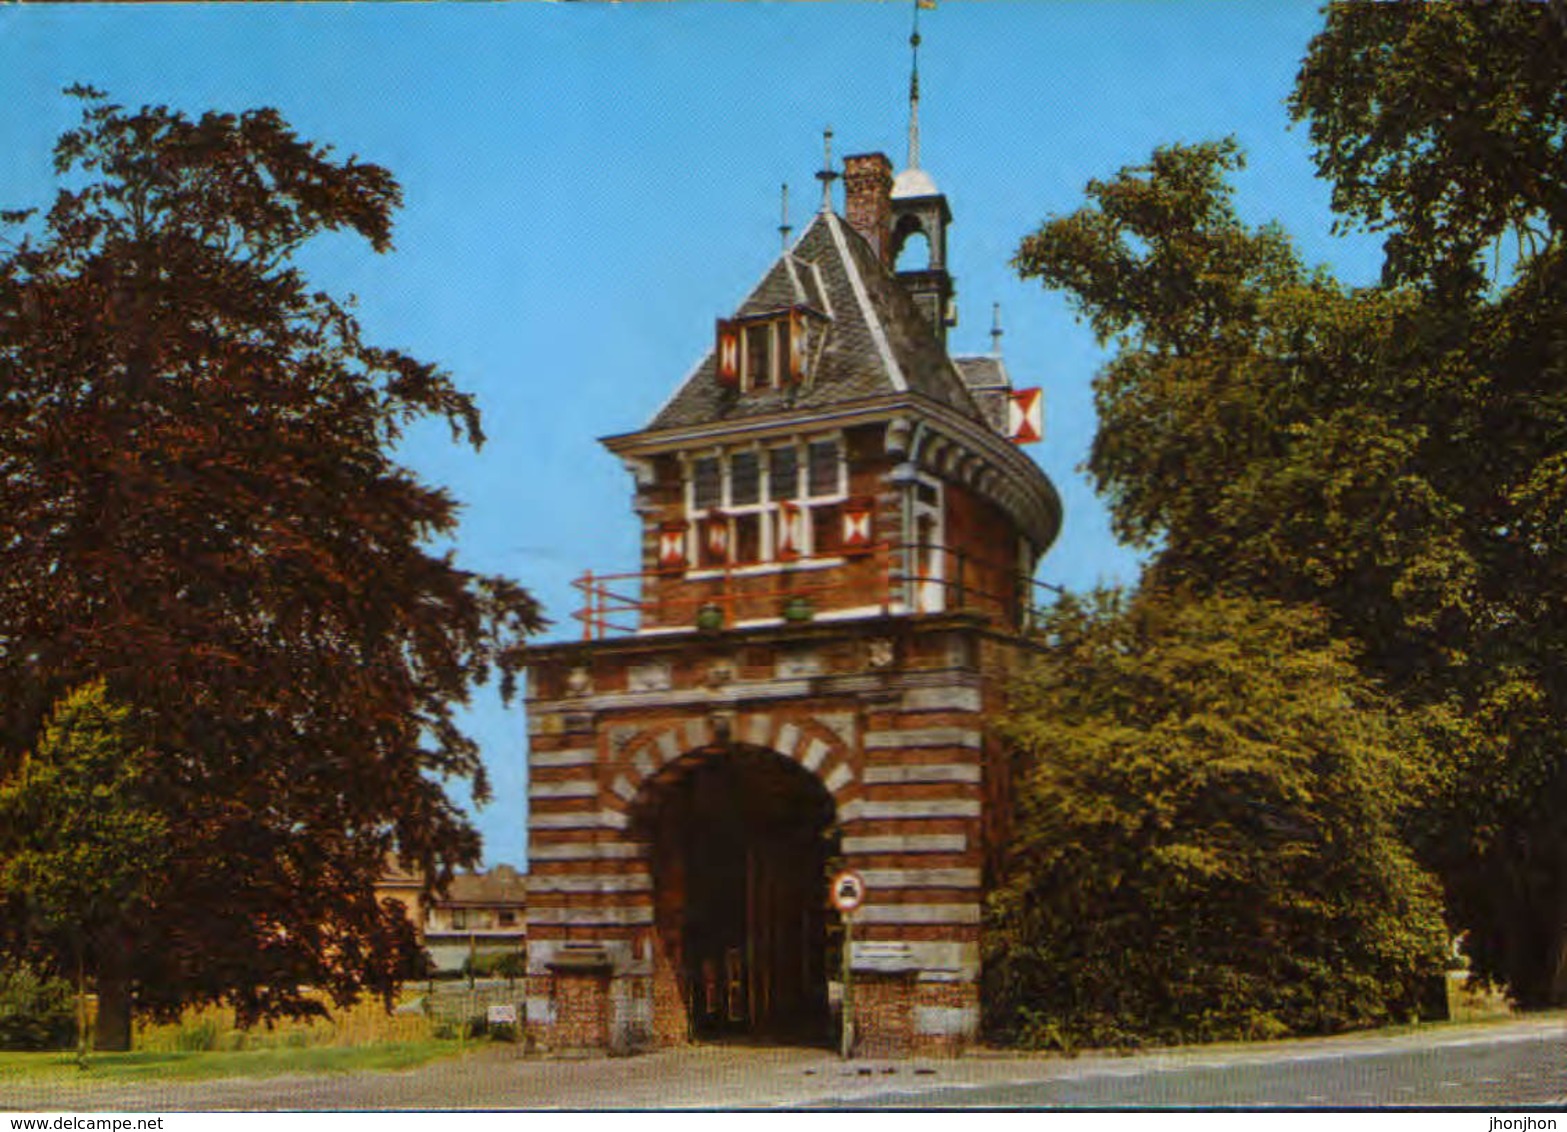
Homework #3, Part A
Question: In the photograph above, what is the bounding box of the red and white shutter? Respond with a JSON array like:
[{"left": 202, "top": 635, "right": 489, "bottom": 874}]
[
  {"left": 658, "top": 521, "right": 688, "bottom": 572},
  {"left": 788, "top": 309, "right": 805, "bottom": 383},
  {"left": 841, "top": 497, "right": 875, "bottom": 555},
  {"left": 777, "top": 501, "right": 803, "bottom": 560},
  {"left": 704, "top": 513, "right": 730, "bottom": 563},
  {"left": 1007, "top": 387, "right": 1043, "bottom": 444},
  {"left": 716, "top": 319, "right": 740, "bottom": 385}
]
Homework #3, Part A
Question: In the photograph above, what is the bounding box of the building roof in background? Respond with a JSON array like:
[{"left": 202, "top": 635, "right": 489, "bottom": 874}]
[{"left": 445, "top": 864, "right": 527, "bottom": 907}]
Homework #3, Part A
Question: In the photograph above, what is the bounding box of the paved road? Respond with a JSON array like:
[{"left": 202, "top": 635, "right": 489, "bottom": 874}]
[
  {"left": 801, "top": 1021, "right": 1567, "bottom": 1109},
  {"left": 3, "top": 1016, "right": 1563, "bottom": 1111}
]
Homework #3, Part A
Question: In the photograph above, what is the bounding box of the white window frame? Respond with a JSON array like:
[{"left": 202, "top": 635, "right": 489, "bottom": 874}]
[
  {"left": 738, "top": 316, "right": 787, "bottom": 393},
  {"left": 909, "top": 472, "right": 946, "bottom": 613},
  {"left": 681, "top": 432, "right": 849, "bottom": 576},
  {"left": 724, "top": 445, "right": 771, "bottom": 565}
]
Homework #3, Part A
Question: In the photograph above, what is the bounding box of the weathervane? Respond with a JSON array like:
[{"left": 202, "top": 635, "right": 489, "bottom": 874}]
[
  {"left": 991, "top": 302, "right": 1004, "bottom": 355},
  {"left": 779, "top": 183, "right": 792, "bottom": 251}
]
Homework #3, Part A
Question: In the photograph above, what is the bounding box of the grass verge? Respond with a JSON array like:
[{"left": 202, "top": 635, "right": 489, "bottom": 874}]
[{"left": 0, "top": 1039, "right": 469, "bottom": 1085}]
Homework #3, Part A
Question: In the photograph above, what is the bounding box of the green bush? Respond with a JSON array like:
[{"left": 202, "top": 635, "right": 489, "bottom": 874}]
[
  {"left": 0, "top": 963, "right": 76, "bottom": 1051},
  {"left": 460, "top": 950, "right": 526, "bottom": 981},
  {"left": 987, "top": 592, "right": 1450, "bottom": 1049},
  {"left": 491, "top": 952, "right": 527, "bottom": 981}
]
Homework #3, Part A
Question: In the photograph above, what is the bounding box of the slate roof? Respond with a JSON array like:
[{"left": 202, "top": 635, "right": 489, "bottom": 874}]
[
  {"left": 953, "top": 354, "right": 1012, "bottom": 435},
  {"left": 953, "top": 355, "right": 1006, "bottom": 391},
  {"left": 645, "top": 210, "right": 988, "bottom": 433}
]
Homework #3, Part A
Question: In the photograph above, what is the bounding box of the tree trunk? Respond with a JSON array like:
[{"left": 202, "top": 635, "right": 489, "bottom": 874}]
[
  {"left": 76, "top": 945, "right": 89, "bottom": 1068},
  {"left": 93, "top": 943, "right": 132, "bottom": 1051},
  {"left": 1550, "top": 880, "right": 1567, "bottom": 1007}
]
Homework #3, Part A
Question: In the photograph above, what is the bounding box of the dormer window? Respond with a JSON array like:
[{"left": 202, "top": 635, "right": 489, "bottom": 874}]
[
  {"left": 745, "top": 321, "right": 782, "bottom": 391},
  {"left": 716, "top": 307, "right": 826, "bottom": 391}
]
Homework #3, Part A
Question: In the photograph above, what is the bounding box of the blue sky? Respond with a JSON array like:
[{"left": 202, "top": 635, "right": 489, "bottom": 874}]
[{"left": 2, "top": 2, "right": 1384, "bottom": 870}]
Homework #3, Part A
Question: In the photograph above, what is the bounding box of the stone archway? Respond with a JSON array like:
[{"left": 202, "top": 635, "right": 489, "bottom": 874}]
[{"left": 630, "top": 745, "right": 840, "bottom": 1045}]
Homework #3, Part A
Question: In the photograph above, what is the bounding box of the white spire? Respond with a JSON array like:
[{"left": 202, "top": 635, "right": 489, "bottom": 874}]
[{"left": 893, "top": 4, "right": 939, "bottom": 200}]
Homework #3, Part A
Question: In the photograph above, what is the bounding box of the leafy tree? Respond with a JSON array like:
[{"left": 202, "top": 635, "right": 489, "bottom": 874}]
[
  {"left": 987, "top": 590, "right": 1449, "bottom": 1049},
  {"left": 0, "top": 962, "right": 75, "bottom": 1052},
  {"left": 1290, "top": 0, "right": 1567, "bottom": 1007},
  {"left": 1291, "top": 1, "right": 1567, "bottom": 290},
  {"left": 1014, "top": 3, "right": 1567, "bottom": 1006},
  {"left": 0, "top": 681, "right": 168, "bottom": 1053},
  {"left": 1013, "top": 139, "right": 1469, "bottom": 688},
  {"left": 0, "top": 89, "right": 542, "bottom": 1045}
]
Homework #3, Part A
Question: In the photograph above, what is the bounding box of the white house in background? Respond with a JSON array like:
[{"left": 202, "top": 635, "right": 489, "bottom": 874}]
[{"left": 378, "top": 861, "right": 528, "bottom": 974}]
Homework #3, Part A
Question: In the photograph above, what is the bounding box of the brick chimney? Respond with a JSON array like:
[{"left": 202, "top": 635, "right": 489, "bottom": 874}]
[{"left": 842, "top": 152, "right": 894, "bottom": 268}]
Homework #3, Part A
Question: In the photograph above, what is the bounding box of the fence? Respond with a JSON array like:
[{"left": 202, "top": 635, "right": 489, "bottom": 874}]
[{"left": 571, "top": 541, "right": 1059, "bottom": 640}]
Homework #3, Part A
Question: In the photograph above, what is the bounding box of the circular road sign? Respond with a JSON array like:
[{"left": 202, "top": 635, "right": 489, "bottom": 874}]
[{"left": 830, "top": 869, "right": 867, "bottom": 914}]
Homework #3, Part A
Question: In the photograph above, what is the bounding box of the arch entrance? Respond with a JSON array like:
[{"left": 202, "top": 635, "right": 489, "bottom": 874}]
[{"left": 635, "top": 746, "right": 838, "bottom": 1044}]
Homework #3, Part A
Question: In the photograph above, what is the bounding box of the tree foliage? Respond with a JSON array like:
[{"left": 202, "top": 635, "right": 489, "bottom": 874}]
[
  {"left": 1286, "top": 1, "right": 1567, "bottom": 1008},
  {"left": 0, "top": 89, "right": 542, "bottom": 1038},
  {"left": 0, "top": 682, "right": 168, "bottom": 940},
  {"left": 1012, "top": 2, "right": 1567, "bottom": 1007},
  {"left": 1014, "top": 138, "right": 1471, "bottom": 688},
  {"left": 0, "top": 681, "right": 167, "bottom": 1050},
  {"left": 0, "top": 962, "right": 75, "bottom": 1052},
  {"left": 1291, "top": 1, "right": 1567, "bottom": 289},
  {"left": 987, "top": 591, "right": 1449, "bottom": 1049}
]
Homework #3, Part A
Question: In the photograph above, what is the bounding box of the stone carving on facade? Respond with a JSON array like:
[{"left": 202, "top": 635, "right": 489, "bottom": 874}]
[
  {"left": 867, "top": 638, "right": 895, "bottom": 669},
  {"left": 565, "top": 666, "right": 594, "bottom": 697},
  {"left": 627, "top": 660, "right": 673, "bottom": 692},
  {"left": 703, "top": 659, "right": 736, "bottom": 688},
  {"left": 777, "top": 648, "right": 824, "bottom": 679}
]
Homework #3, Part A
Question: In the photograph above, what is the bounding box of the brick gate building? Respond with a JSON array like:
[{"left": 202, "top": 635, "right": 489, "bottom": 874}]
[{"left": 522, "top": 130, "right": 1061, "bottom": 1055}]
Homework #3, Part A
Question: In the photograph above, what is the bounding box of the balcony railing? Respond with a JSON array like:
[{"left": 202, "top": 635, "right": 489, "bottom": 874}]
[{"left": 570, "top": 541, "right": 1059, "bottom": 641}]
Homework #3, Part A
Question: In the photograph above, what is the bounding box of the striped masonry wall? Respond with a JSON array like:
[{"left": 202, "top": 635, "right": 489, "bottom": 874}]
[{"left": 521, "top": 619, "right": 1023, "bottom": 1054}]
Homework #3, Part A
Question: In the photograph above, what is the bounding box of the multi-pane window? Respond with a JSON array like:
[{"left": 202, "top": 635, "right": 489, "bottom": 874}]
[
  {"left": 729, "top": 451, "right": 760, "bottom": 506},
  {"left": 768, "top": 446, "right": 798, "bottom": 500},
  {"left": 682, "top": 437, "right": 846, "bottom": 569},
  {"left": 744, "top": 323, "right": 780, "bottom": 390},
  {"left": 807, "top": 439, "right": 840, "bottom": 497},
  {"left": 693, "top": 457, "right": 721, "bottom": 510}
]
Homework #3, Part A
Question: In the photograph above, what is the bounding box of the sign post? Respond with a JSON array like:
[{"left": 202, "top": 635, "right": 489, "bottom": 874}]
[{"left": 830, "top": 869, "right": 866, "bottom": 1060}]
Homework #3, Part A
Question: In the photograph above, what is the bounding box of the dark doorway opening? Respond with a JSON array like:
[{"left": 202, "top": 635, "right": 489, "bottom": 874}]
[{"left": 645, "top": 747, "right": 837, "bottom": 1045}]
